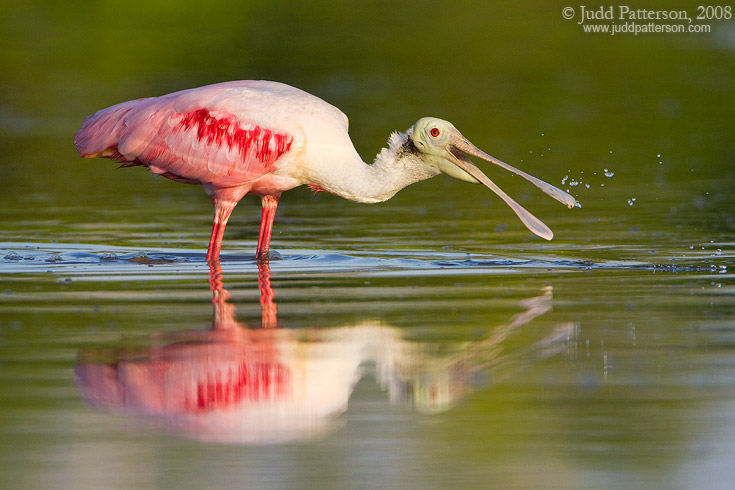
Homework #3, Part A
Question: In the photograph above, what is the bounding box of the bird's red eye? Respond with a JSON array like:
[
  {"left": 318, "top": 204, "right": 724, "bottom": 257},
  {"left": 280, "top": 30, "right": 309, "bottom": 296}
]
[{"left": 430, "top": 128, "right": 440, "bottom": 138}]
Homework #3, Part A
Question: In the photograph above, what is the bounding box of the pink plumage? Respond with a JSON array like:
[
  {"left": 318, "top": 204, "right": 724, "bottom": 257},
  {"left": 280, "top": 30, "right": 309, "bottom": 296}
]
[
  {"left": 75, "top": 82, "right": 296, "bottom": 188},
  {"left": 75, "top": 81, "right": 326, "bottom": 260}
]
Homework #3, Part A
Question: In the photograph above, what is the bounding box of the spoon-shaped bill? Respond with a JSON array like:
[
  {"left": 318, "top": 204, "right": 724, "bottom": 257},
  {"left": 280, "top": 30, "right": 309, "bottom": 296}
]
[
  {"left": 448, "top": 152, "right": 555, "bottom": 240},
  {"left": 449, "top": 132, "right": 579, "bottom": 209}
]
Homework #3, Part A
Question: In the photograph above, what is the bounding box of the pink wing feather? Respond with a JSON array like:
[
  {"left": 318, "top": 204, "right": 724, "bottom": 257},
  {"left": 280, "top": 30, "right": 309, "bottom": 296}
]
[{"left": 75, "top": 82, "right": 295, "bottom": 188}]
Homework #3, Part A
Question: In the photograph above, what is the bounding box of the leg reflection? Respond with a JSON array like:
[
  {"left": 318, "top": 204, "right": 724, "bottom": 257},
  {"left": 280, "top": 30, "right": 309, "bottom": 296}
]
[
  {"left": 257, "top": 260, "right": 278, "bottom": 329},
  {"left": 208, "top": 259, "right": 278, "bottom": 330}
]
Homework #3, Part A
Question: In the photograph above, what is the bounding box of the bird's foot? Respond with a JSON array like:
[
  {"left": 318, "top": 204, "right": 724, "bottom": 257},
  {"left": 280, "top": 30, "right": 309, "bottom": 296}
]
[{"left": 255, "top": 249, "right": 283, "bottom": 262}]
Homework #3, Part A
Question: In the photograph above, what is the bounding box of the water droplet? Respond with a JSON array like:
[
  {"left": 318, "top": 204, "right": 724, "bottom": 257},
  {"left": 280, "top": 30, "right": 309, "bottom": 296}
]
[
  {"left": 714, "top": 249, "right": 722, "bottom": 256},
  {"left": 570, "top": 180, "right": 579, "bottom": 187},
  {"left": 561, "top": 175, "right": 569, "bottom": 185},
  {"left": 627, "top": 197, "right": 637, "bottom": 206},
  {"left": 585, "top": 184, "right": 590, "bottom": 189},
  {"left": 604, "top": 169, "right": 614, "bottom": 177},
  {"left": 689, "top": 245, "right": 694, "bottom": 250},
  {"left": 657, "top": 153, "right": 661, "bottom": 157}
]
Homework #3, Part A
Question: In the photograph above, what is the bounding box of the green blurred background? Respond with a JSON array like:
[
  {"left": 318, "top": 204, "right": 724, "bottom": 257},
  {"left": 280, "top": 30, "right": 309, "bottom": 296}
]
[{"left": 1, "top": 0, "right": 733, "bottom": 251}]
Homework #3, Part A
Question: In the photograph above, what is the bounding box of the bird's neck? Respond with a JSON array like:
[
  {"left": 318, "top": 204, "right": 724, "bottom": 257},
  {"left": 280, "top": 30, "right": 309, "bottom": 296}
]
[{"left": 314, "top": 132, "right": 441, "bottom": 203}]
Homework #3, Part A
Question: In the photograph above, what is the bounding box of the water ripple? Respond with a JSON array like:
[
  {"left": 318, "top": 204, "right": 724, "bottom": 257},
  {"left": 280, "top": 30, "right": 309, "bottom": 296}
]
[{"left": 1, "top": 241, "right": 731, "bottom": 279}]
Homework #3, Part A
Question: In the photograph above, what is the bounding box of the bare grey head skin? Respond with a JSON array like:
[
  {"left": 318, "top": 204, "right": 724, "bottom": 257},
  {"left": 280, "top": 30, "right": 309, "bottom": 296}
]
[{"left": 407, "top": 117, "right": 579, "bottom": 240}]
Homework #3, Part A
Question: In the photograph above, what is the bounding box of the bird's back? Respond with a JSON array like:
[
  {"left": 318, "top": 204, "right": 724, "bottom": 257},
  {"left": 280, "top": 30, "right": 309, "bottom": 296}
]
[{"left": 75, "top": 81, "right": 352, "bottom": 189}]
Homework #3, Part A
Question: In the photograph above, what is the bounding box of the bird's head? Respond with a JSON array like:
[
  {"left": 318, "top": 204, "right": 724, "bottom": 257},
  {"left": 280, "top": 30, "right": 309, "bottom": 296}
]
[{"left": 408, "top": 117, "right": 579, "bottom": 240}]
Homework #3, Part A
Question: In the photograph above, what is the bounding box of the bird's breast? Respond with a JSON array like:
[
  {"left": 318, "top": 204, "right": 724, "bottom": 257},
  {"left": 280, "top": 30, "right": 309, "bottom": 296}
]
[{"left": 247, "top": 172, "right": 303, "bottom": 196}]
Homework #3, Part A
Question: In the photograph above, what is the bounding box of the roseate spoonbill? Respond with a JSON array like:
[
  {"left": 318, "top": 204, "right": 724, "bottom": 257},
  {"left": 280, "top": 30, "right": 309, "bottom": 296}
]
[{"left": 75, "top": 80, "right": 578, "bottom": 260}]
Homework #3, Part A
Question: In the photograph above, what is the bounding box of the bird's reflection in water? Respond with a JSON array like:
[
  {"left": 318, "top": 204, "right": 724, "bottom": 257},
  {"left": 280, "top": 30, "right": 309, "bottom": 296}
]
[{"left": 75, "top": 262, "right": 575, "bottom": 445}]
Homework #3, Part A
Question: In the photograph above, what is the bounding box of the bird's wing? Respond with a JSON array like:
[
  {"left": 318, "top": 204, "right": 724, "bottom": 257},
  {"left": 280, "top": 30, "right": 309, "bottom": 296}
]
[{"left": 75, "top": 81, "right": 344, "bottom": 188}]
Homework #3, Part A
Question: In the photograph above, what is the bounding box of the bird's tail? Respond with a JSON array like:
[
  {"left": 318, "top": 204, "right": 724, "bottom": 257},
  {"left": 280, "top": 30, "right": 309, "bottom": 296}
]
[{"left": 74, "top": 98, "right": 150, "bottom": 159}]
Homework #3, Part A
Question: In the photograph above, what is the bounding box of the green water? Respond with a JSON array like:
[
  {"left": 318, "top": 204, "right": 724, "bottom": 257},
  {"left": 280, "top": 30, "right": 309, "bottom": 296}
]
[{"left": 1, "top": 1, "right": 734, "bottom": 489}]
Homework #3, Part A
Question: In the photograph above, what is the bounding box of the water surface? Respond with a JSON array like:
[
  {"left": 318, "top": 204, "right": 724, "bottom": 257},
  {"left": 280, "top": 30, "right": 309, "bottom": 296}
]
[{"left": 1, "top": 240, "right": 733, "bottom": 489}]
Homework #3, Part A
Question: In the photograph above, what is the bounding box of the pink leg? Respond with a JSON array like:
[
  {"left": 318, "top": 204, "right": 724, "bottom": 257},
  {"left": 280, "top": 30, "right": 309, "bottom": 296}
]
[
  {"left": 206, "top": 199, "right": 238, "bottom": 261},
  {"left": 256, "top": 195, "right": 280, "bottom": 261}
]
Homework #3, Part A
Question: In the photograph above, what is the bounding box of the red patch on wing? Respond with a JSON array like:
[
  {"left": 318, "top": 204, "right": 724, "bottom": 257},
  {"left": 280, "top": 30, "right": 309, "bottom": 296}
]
[
  {"left": 185, "top": 361, "right": 290, "bottom": 413},
  {"left": 177, "top": 109, "right": 292, "bottom": 169}
]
